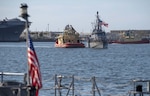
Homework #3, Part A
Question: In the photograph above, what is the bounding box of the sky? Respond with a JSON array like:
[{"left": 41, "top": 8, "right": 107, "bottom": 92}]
[{"left": 0, "top": 0, "right": 150, "bottom": 33}]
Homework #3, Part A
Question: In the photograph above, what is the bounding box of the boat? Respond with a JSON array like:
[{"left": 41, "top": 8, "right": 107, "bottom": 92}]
[
  {"left": 55, "top": 25, "right": 85, "bottom": 48},
  {"left": 111, "top": 30, "right": 150, "bottom": 44},
  {"left": 88, "top": 11, "right": 108, "bottom": 48},
  {"left": 0, "top": 18, "right": 25, "bottom": 42}
]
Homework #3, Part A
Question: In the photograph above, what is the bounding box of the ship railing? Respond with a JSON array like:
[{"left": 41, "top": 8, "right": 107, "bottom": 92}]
[
  {"left": 0, "top": 72, "right": 35, "bottom": 96},
  {"left": 41, "top": 74, "right": 102, "bottom": 96},
  {"left": 0, "top": 72, "right": 26, "bottom": 83}
]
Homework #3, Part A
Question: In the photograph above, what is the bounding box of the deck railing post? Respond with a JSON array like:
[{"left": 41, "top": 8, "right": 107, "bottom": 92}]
[
  {"left": 92, "top": 76, "right": 96, "bottom": 96},
  {"left": 72, "top": 75, "right": 74, "bottom": 96},
  {"left": 58, "top": 75, "right": 62, "bottom": 96},
  {"left": 147, "top": 81, "right": 150, "bottom": 92},
  {"left": 1, "top": 72, "right": 3, "bottom": 83},
  {"left": 55, "top": 74, "right": 57, "bottom": 96}
]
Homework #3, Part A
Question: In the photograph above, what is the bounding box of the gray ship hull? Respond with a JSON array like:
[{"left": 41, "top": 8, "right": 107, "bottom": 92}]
[
  {"left": 89, "top": 41, "right": 108, "bottom": 48},
  {"left": 0, "top": 18, "right": 25, "bottom": 42}
]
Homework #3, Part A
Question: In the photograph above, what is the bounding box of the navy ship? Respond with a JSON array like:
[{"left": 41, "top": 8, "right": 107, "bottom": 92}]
[
  {"left": 0, "top": 18, "right": 25, "bottom": 42},
  {"left": 88, "top": 11, "right": 108, "bottom": 48}
]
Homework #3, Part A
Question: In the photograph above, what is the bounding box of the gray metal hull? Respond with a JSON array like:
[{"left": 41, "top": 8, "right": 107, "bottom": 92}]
[
  {"left": 88, "top": 41, "right": 108, "bottom": 48},
  {"left": 0, "top": 72, "right": 36, "bottom": 96},
  {"left": 0, "top": 81, "right": 28, "bottom": 96},
  {"left": 88, "top": 32, "right": 108, "bottom": 49},
  {"left": 0, "top": 18, "right": 25, "bottom": 42}
]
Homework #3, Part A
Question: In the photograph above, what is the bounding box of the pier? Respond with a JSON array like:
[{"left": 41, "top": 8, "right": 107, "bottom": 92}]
[{"left": 19, "top": 30, "right": 150, "bottom": 42}]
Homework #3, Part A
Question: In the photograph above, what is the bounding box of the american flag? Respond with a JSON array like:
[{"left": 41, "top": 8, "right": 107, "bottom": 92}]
[
  {"left": 98, "top": 19, "right": 108, "bottom": 27},
  {"left": 27, "top": 32, "right": 42, "bottom": 96},
  {"left": 103, "top": 22, "right": 108, "bottom": 27}
]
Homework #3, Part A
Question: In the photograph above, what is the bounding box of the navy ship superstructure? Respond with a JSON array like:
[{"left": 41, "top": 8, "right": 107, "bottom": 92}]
[
  {"left": 0, "top": 18, "right": 25, "bottom": 42},
  {"left": 88, "top": 12, "right": 108, "bottom": 48}
]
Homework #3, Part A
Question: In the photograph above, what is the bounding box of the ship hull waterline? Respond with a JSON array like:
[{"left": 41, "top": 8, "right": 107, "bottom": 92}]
[
  {"left": 55, "top": 43, "right": 85, "bottom": 48},
  {"left": 111, "top": 40, "right": 150, "bottom": 44},
  {"left": 88, "top": 41, "right": 108, "bottom": 48}
]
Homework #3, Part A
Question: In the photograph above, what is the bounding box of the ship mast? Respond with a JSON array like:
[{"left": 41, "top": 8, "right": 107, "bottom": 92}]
[
  {"left": 19, "top": 3, "right": 30, "bottom": 85},
  {"left": 96, "top": 11, "right": 102, "bottom": 31}
]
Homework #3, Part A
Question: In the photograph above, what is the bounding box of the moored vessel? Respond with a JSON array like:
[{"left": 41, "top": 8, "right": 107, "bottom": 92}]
[
  {"left": 88, "top": 11, "right": 108, "bottom": 48},
  {"left": 111, "top": 30, "right": 150, "bottom": 44},
  {"left": 0, "top": 18, "right": 25, "bottom": 42},
  {"left": 55, "top": 25, "right": 85, "bottom": 48}
]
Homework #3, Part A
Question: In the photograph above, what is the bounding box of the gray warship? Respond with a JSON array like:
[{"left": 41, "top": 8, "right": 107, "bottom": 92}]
[
  {"left": 88, "top": 11, "right": 108, "bottom": 48},
  {"left": 0, "top": 18, "right": 25, "bottom": 42}
]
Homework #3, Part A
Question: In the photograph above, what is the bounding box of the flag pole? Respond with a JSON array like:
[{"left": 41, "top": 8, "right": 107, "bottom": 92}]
[
  {"left": 26, "top": 16, "right": 30, "bottom": 86},
  {"left": 20, "top": 4, "right": 42, "bottom": 96},
  {"left": 19, "top": 3, "right": 30, "bottom": 86}
]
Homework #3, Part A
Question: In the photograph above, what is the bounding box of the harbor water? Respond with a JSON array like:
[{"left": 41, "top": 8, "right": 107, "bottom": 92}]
[{"left": 0, "top": 42, "right": 150, "bottom": 96}]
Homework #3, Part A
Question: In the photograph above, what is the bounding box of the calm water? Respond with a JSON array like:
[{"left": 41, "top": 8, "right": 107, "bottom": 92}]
[{"left": 0, "top": 42, "right": 150, "bottom": 96}]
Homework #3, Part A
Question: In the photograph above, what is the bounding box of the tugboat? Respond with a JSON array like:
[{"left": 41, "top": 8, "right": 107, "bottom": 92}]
[
  {"left": 88, "top": 11, "right": 108, "bottom": 48},
  {"left": 55, "top": 25, "right": 85, "bottom": 48}
]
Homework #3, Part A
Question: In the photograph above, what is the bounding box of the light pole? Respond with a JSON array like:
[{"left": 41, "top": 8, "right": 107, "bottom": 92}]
[{"left": 48, "top": 24, "right": 49, "bottom": 32}]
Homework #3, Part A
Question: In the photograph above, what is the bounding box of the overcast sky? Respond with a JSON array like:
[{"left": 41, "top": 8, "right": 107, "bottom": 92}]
[{"left": 0, "top": 0, "right": 150, "bottom": 33}]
